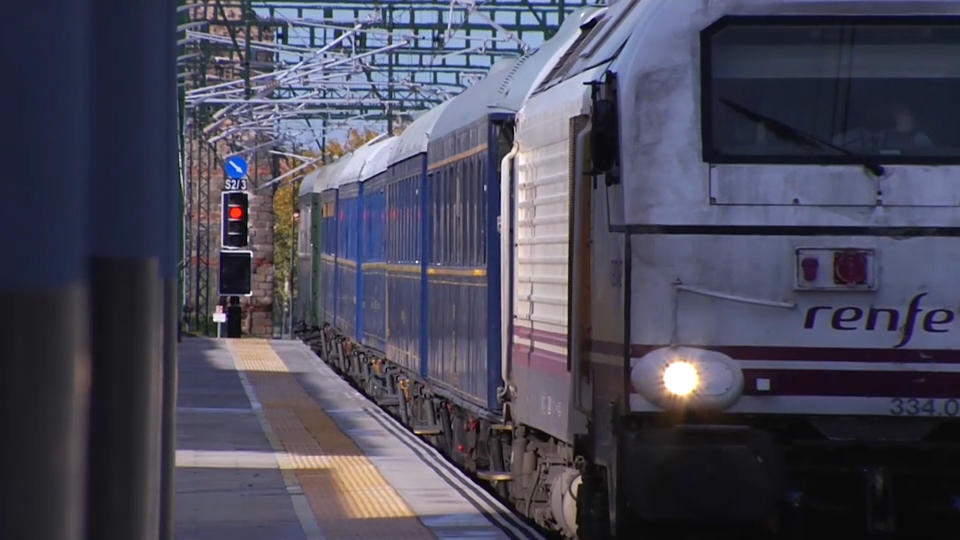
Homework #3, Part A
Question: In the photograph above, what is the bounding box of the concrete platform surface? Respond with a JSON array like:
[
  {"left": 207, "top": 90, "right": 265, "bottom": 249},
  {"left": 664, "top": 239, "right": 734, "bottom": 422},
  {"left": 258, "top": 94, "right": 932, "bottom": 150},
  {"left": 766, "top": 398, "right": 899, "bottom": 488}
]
[{"left": 174, "top": 338, "right": 542, "bottom": 540}]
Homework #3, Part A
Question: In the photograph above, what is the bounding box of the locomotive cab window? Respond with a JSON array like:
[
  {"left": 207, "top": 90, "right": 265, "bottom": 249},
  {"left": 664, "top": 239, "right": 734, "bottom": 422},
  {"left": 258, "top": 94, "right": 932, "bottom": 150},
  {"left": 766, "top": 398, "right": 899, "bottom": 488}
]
[{"left": 701, "top": 16, "right": 960, "bottom": 165}]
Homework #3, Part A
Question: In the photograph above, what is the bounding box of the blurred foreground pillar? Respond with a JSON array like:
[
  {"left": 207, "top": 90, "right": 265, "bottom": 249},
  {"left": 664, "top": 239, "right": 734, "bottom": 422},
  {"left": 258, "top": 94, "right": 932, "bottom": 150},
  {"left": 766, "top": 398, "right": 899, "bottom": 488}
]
[
  {"left": 159, "top": 0, "right": 181, "bottom": 537},
  {"left": 84, "top": 0, "right": 171, "bottom": 538},
  {"left": 0, "top": 2, "right": 92, "bottom": 540}
]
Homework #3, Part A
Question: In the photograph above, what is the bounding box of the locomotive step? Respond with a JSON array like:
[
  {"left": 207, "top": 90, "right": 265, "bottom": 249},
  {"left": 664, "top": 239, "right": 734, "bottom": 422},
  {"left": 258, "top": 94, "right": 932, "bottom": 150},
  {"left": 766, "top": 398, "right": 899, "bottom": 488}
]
[
  {"left": 412, "top": 426, "right": 443, "bottom": 436},
  {"left": 476, "top": 470, "right": 514, "bottom": 482}
]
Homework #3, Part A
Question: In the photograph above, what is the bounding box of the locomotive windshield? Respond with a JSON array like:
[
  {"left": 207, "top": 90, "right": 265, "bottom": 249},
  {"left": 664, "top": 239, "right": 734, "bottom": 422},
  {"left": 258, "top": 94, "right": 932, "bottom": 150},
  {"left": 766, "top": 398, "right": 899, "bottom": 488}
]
[{"left": 701, "top": 17, "right": 960, "bottom": 165}]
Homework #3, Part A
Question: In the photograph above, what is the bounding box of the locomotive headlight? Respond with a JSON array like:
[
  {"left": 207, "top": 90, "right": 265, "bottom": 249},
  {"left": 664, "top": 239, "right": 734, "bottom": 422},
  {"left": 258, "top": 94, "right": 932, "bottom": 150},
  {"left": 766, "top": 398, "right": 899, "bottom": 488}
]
[
  {"left": 663, "top": 361, "right": 698, "bottom": 396},
  {"left": 631, "top": 347, "right": 744, "bottom": 411}
]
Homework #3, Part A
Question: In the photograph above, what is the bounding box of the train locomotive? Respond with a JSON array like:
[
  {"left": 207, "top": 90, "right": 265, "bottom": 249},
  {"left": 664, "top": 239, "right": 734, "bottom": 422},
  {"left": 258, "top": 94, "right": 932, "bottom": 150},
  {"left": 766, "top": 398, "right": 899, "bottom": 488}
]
[{"left": 296, "top": 1, "right": 960, "bottom": 538}]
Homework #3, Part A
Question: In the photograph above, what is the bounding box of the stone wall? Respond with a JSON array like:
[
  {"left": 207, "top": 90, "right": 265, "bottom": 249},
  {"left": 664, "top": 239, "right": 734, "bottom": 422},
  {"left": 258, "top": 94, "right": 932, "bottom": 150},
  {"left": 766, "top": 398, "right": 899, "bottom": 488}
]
[{"left": 246, "top": 161, "right": 275, "bottom": 337}]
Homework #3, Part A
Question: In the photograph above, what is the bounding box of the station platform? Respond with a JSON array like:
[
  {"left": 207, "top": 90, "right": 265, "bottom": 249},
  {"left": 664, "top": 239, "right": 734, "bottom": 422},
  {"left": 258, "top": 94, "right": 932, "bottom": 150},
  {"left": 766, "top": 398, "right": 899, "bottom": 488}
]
[{"left": 174, "top": 338, "right": 543, "bottom": 540}]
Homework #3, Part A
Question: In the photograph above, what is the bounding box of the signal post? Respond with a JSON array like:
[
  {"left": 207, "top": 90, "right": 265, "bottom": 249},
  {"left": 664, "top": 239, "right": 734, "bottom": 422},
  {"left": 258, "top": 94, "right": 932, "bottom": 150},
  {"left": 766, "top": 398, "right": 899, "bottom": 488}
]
[{"left": 220, "top": 155, "right": 253, "bottom": 338}]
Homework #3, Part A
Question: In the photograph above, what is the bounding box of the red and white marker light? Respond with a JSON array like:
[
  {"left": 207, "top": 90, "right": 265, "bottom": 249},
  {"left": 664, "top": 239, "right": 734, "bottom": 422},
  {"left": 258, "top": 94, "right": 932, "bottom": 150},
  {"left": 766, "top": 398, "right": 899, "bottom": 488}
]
[
  {"left": 833, "top": 250, "right": 868, "bottom": 286},
  {"left": 800, "top": 257, "right": 819, "bottom": 282},
  {"left": 796, "top": 248, "right": 875, "bottom": 290}
]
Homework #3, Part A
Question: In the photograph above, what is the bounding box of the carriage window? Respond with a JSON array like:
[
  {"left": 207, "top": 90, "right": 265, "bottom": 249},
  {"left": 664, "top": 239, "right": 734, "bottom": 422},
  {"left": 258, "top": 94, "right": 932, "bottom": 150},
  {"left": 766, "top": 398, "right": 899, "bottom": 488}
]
[{"left": 702, "top": 19, "right": 960, "bottom": 164}]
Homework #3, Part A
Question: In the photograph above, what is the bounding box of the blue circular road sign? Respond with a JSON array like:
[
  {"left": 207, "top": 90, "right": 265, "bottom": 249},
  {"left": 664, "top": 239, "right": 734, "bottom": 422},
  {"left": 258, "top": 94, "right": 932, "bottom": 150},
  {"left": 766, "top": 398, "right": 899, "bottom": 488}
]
[{"left": 224, "top": 155, "right": 248, "bottom": 180}]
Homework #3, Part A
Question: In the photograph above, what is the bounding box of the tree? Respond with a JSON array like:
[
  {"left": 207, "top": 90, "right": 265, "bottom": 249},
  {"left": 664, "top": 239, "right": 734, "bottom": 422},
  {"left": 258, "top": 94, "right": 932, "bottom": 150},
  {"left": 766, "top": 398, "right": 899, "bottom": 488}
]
[
  {"left": 272, "top": 126, "right": 382, "bottom": 327},
  {"left": 323, "top": 126, "right": 381, "bottom": 161}
]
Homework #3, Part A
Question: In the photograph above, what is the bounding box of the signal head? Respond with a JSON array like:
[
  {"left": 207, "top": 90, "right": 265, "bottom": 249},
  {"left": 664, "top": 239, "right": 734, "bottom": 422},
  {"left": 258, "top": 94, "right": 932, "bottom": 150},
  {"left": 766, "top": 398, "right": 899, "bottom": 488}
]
[{"left": 221, "top": 190, "right": 250, "bottom": 248}]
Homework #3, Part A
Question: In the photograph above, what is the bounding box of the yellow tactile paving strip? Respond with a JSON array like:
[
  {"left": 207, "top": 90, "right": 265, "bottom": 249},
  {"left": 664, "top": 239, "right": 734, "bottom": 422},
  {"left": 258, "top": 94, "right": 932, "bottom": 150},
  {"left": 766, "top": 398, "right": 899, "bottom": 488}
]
[{"left": 228, "top": 339, "right": 437, "bottom": 539}]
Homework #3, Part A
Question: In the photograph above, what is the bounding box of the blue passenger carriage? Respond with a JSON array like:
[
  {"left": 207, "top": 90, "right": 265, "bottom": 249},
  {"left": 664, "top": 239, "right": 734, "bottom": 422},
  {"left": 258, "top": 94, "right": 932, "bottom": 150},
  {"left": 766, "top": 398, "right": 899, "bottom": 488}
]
[
  {"left": 317, "top": 155, "right": 355, "bottom": 327},
  {"left": 384, "top": 102, "right": 452, "bottom": 376},
  {"left": 296, "top": 168, "right": 316, "bottom": 328},
  {"left": 334, "top": 170, "right": 361, "bottom": 340},
  {"left": 425, "top": 44, "right": 581, "bottom": 411},
  {"left": 333, "top": 141, "right": 386, "bottom": 342},
  {"left": 359, "top": 137, "right": 399, "bottom": 354}
]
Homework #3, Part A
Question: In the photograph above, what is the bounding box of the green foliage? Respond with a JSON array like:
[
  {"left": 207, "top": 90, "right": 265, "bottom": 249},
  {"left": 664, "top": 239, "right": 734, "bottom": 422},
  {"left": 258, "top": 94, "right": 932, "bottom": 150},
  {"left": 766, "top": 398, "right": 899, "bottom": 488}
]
[{"left": 323, "top": 126, "right": 381, "bottom": 161}]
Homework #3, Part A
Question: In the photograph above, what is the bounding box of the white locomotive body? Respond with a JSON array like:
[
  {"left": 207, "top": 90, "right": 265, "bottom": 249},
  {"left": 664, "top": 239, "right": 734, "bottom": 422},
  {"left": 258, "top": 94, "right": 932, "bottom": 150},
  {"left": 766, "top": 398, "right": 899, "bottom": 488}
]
[{"left": 510, "top": 0, "right": 960, "bottom": 537}]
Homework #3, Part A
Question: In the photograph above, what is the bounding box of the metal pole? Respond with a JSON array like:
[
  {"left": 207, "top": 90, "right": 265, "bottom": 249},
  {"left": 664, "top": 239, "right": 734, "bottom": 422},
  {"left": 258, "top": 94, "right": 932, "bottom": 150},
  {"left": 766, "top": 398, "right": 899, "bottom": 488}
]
[
  {"left": 85, "top": 0, "right": 167, "bottom": 537},
  {"left": 386, "top": 5, "right": 395, "bottom": 136},
  {"left": 178, "top": 4, "right": 190, "bottom": 345},
  {"left": 160, "top": 0, "right": 181, "bottom": 538},
  {"left": 193, "top": 115, "right": 204, "bottom": 333},
  {"left": 243, "top": 0, "right": 253, "bottom": 100},
  {"left": 227, "top": 295, "right": 243, "bottom": 338},
  {"left": 0, "top": 3, "right": 90, "bottom": 540}
]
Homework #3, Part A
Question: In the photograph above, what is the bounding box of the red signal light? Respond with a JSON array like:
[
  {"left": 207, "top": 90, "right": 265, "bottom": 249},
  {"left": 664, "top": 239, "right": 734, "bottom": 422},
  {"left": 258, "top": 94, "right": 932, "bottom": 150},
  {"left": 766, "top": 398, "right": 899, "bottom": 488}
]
[{"left": 228, "top": 207, "right": 244, "bottom": 220}]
